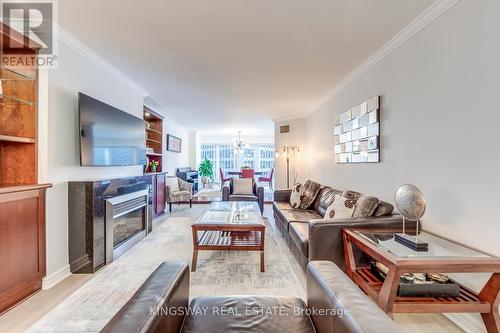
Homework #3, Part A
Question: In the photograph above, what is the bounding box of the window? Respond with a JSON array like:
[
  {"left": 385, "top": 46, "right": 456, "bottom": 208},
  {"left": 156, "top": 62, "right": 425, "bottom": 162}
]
[{"left": 200, "top": 143, "right": 275, "bottom": 182}]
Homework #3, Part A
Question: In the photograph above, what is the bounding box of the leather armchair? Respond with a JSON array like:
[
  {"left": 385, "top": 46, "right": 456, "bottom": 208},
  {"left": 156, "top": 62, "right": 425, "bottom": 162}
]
[
  {"left": 102, "top": 260, "right": 399, "bottom": 333},
  {"left": 222, "top": 178, "right": 264, "bottom": 213}
]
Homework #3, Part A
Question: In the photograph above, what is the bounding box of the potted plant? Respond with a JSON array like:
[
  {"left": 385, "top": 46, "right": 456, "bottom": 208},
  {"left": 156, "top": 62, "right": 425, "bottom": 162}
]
[
  {"left": 149, "top": 160, "right": 159, "bottom": 173},
  {"left": 198, "top": 159, "right": 213, "bottom": 189}
]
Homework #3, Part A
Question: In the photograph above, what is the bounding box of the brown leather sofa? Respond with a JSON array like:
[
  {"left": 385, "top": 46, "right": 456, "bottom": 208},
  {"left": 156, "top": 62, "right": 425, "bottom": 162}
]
[
  {"left": 222, "top": 178, "right": 264, "bottom": 213},
  {"left": 273, "top": 185, "right": 416, "bottom": 271},
  {"left": 101, "top": 260, "right": 400, "bottom": 333}
]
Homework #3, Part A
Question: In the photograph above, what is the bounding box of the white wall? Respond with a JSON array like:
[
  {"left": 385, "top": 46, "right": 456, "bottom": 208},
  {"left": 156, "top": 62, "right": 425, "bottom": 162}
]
[
  {"left": 163, "top": 117, "right": 191, "bottom": 175},
  {"left": 189, "top": 131, "right": 200, "bottom": 170},
  {"left": 274, "top": 118, "right": 308, "bottom": 189},
  {"left": 278, "top": 3, "right": 500, "bottom": 328},
  {"left": 41, "top": 40, "right": 194, "bottom": 285},
  {"left": 41, "top": 40, "right": 146, "bottom": 284},
  {"left": 300, "top": 0, "right": 500, "bottom": 257}
]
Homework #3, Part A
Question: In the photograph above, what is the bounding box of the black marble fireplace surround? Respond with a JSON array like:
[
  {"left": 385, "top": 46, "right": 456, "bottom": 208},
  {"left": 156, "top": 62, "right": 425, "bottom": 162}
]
[{"left": 68, "top": 176, "right": 153, "bottom": 273}]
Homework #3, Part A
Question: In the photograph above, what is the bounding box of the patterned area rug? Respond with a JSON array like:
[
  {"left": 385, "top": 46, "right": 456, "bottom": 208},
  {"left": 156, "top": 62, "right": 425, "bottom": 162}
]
[
  {"left": 192, "top": 188, "right": 222, "bottom": 198},
  {"left": 27, "top": 207, "right": 305, "bottom": 333}
]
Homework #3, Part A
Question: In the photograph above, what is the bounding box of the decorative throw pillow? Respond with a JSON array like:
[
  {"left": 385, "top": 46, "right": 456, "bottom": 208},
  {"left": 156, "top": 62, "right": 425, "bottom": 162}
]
[
  {"left": 232, "top": 178, "right": 254, "bottom": 195},
  {"left": 324, "top": 195, "right": 358, "bottom": 220},
  {"left": 342, "top": 190, "right": 361, "bottom": 201},
  {"left": 289, "top": 183, "right": 303, "bottom": 209},
  {"left": 352, "top": 195, "right": 379, "bottom": 218},
  {"left": 299, "top": 180, "right": 322, "bottom": 209},
  {"left": 373, "top": 200, "right": 394, "bottom": 216},
  {"left": 166, "top": 177, "right": 180, "bottom": 192}
]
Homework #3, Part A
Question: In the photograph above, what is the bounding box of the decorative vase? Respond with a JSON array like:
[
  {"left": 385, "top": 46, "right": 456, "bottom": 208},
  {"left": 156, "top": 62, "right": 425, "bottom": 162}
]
[
  {"left": 201, "top": 176, "right": 208, "bottom": 188},
  {"left": 150, "top": 165, "right": 157, "bottom": 173}
]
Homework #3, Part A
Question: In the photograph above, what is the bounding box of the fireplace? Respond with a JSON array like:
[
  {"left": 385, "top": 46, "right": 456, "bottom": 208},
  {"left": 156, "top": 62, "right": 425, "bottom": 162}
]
[{"left": 105, "top": 189, "right": 149, "bottom": 263}]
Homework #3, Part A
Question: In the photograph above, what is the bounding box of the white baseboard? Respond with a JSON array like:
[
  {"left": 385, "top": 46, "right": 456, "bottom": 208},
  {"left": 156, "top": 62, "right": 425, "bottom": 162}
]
[
  {"left": 42, "top": 264, "right": 71, "bottom": 290},
  {"left": 444, "top": 313, "right": 486, "bottom": 333}
]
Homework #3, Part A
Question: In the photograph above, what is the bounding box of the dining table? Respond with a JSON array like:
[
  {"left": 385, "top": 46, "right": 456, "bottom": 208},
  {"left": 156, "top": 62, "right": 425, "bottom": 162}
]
[{"left": 227, "top": 171, "right": 265, "bottom": 176}]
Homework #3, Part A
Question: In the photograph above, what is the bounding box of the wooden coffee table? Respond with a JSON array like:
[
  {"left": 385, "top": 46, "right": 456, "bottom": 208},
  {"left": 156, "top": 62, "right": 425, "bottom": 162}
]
[
  {"left": 342, "top": 229, "right": 500, "bottom": 333},
  {"left": 191, "top": 201, "right": 265, "bottom": 272}
]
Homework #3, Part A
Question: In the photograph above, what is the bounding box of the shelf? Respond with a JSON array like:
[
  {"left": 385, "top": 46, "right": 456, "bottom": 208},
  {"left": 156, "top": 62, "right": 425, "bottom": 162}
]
[
  {"left": 146, "top": 127, "right": 162, "bottom": 134},
  {"left": 1, "top": 67, "right": 34, "bottom": 80},
  {"left": 144, "top": 106, "right": 163, "bottom": 174},
  {"left": 144, "top": 171, "right": 168, "bottom": 175},
  {"left": 1, "top": 77, "right": 35, "bottom": 82},
  {"left": 197, "top": 230, "right": 262, "bottom": 248},
  {"left": 0, "top": 135, "right": 36, "bottom": 143},
  {"left": 353, "top": 267, "right": 490, "bottom": 313},
  {"left": 0, "top": 183, "right": 52, "bottom": 194},
  {"left": 0, "top": 94, "right": 34, "bottom": 106}
]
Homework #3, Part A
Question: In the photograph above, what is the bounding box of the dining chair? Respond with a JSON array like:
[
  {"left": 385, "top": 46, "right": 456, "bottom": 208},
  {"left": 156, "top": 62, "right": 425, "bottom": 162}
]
[
  {"left": 219, "top": 168, "right": 231, "bottom": 190},
  {"left": 258, "top": 168, "right": 274, "bottom": 189},
  {"left": 240, "top": 169, "right": 255, "bottom": 179}
]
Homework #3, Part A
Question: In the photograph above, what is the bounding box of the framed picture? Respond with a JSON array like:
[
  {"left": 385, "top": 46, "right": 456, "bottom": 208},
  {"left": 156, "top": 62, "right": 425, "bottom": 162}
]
[{"left": 166, "top": 134, "right": 182, "bottom": 153}]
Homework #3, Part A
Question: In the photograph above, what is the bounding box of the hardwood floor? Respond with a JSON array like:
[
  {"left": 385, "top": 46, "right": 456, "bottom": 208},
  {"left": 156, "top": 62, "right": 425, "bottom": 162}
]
[{"left": 0, "top": 274, "right": 92, "bottom": 333}]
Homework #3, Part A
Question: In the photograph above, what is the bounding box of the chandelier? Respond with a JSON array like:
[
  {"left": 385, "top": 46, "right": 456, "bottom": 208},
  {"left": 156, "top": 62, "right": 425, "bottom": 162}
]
[{"left": 233, "top": 131, "right": 248, "bottom": 153}]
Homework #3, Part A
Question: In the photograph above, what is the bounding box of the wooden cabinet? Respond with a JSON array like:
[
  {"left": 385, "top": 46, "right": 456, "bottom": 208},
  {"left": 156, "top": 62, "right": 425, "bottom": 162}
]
[
  {"left": 0, "top": 23, "right": 52, "bottom": 314},
  {"left": 151, "top": 173, "right": 166, "bottom": 217},
  {"left": 0, "top": 184, "right": 50, "bottom": 314}
]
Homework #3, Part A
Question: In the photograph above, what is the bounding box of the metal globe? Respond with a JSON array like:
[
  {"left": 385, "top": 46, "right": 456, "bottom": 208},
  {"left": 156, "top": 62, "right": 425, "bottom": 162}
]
[{"left": 394, "top": 184, "right": 426, "bottom": 221}]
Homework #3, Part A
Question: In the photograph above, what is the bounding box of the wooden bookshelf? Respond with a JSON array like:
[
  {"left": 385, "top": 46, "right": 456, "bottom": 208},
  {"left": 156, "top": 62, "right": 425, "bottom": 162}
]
[
  {"left": 144, "top": 106, "right": 164, "bottom": 173},
  {"left": 143, "top": 106, "right": 167, "bottom": 217},
  {"left": 0, "top": 22, "right": 52, "bottom": 315},
  {"left": 0, "top": 64, "right": 37, "bottom": 185}
]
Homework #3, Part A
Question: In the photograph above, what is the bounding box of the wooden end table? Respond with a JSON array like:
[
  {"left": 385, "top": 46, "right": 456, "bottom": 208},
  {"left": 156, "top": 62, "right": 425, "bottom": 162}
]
[
  {"left": 191, "top": 201, "right": 265, "bottom": 272},
  {"left": 342, "top": 229, "right": 500, "bottom": 333}
]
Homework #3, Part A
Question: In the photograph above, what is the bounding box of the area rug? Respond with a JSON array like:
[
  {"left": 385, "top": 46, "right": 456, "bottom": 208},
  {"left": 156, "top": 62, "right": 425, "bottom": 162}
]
[
  {"left": 192, "top": 188, "right": 222, "bottom": 198},
  {"left": 27, "top": 207, "right": 305, "bottom": 333}
]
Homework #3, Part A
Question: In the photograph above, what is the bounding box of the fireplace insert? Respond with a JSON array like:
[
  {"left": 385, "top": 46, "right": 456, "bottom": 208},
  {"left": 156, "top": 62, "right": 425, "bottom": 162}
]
[{"left": 105, "top": 189, "right": 149, "bottom": 263}]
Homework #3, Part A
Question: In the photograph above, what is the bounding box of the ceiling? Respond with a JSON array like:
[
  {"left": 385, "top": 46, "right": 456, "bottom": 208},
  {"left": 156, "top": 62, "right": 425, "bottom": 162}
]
[{"left": 58, "top": 0, "right": 435, "bottom": 135}]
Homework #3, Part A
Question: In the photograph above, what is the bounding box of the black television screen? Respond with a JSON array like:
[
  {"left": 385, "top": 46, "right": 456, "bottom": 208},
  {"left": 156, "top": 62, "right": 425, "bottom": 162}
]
[{"left": 79, "top": 93, "right": 146, "bottom": 166}]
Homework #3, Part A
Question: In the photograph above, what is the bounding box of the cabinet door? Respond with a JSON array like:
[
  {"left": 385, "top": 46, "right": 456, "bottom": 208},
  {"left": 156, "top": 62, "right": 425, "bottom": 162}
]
[
  {"left": 0, "top": 189, "right": 46, "bottom": 314},
  {"left": 155, "top": 174, "right": 166, "bottom": 215}
]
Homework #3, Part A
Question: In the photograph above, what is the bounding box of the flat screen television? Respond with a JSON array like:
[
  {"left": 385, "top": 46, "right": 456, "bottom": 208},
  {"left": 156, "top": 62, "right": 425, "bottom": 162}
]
[{"left": 79, "top": 92, "right": 146, "bottom": 166}]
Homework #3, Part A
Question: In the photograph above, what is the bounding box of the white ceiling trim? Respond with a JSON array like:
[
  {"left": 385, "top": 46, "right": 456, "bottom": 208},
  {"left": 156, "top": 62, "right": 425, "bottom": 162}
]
[
  {"left": 56, "top": 25, "right": 150, "bottom": 97},
  {"left": 273, "top": 0, "right": 459, "bottom": 122}
]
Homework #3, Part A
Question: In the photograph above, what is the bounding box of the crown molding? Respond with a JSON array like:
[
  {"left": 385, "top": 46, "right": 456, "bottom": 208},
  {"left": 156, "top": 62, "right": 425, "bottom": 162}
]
[
  {"left": 55, "top": 25, "right": 150, "bottom": 97},
  {"left": 301, "top": 0, "right": 459, "bottom": 119}
]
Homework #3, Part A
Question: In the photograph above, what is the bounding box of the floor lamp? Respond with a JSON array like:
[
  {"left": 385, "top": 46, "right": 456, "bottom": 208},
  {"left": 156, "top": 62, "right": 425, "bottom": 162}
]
[{"left": 275, "top": 146, "right": 300, "bottom": 188}]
